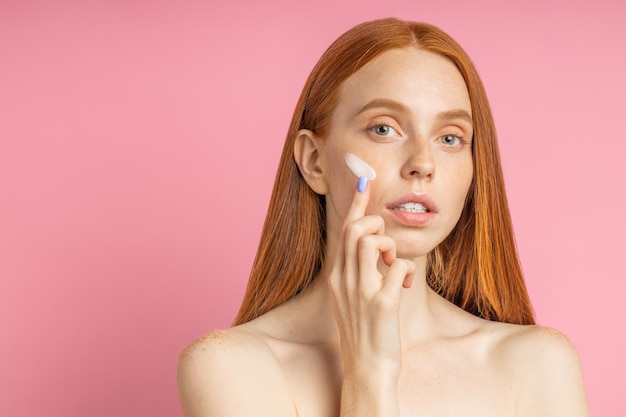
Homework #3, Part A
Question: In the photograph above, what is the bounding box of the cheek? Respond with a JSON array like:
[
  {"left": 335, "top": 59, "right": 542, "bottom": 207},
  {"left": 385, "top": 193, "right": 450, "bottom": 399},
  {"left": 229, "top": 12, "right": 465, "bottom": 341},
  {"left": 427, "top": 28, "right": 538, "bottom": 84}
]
[
  {"left": 330, "top": 179, "right": 355, "bottom": 211},
  {"left": 439, "top": 154, "right": 473, "bottom": 206},
  {"left": 453, "top": 158, "right": 474, "bottom": 207},
  {"left": 322, "top": 138, "right": 379, "bottom": 214},
  {"left": 324, "top": 152, "right": 360, "bottom": 221}
]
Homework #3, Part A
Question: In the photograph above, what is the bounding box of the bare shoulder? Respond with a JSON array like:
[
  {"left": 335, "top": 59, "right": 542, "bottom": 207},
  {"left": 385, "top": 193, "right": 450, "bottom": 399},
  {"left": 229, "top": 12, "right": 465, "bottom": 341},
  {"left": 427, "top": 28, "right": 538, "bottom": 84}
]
[
  {"left": 178, "top": 326, "right": 272, "bottom": 367},
  {"left": 490, "top": 324, "right": 574, "bottom": 361},
  {"left": 491, "top": 324, "right": 589, "bottom": 417},
  {"left": 495, "top": 325, "right": 585, "bottom": 381},
  {"left": 177, "top": 326, "right": 296, "bottom": 417}
]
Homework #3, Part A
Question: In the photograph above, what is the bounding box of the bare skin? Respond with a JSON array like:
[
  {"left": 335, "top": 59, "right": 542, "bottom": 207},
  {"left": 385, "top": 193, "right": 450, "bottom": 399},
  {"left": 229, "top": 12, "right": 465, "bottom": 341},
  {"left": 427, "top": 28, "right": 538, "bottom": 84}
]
[{"left": 178, "top": 48, "right": 589, "bottom": 417}]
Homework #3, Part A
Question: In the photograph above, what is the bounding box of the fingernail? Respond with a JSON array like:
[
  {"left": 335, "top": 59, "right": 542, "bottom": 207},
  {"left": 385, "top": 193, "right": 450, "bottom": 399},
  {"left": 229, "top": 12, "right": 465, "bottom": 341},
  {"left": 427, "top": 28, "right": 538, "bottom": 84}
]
[{"left": 357, "top": 176, "right": 368, "bottom": 193}]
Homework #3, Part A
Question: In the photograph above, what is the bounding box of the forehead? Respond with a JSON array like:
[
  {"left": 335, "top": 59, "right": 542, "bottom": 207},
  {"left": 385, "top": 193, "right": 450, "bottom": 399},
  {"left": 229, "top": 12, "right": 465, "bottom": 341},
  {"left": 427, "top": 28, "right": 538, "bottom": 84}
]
[{"left": 336, "top": 47, "right": 471, "bottom": 118}]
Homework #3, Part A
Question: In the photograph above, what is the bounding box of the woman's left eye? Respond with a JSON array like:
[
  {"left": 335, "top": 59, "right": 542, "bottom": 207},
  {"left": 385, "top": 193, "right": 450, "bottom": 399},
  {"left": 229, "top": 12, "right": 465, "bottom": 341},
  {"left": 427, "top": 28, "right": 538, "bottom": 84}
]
[
  {"left": 439, "top": 134, "right": 462, "bottom": 146},
  {"left": 369, "top": 124, "right": 399, "bottom": 136}
]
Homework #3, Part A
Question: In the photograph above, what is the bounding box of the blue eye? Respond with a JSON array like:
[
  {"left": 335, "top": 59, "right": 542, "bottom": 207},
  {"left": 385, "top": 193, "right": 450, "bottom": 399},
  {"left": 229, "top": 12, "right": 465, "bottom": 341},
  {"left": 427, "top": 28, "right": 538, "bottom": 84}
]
[
  {"left": 370, "top": 124, "right": 398, "bottom": 136},
  {"left": 440, "top": 134, "right": 462, "bottom": 145}
]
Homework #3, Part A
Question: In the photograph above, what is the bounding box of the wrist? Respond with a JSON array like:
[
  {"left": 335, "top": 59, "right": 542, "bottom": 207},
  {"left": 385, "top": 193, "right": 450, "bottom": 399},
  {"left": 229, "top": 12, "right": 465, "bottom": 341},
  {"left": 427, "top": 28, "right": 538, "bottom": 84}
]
[
  {"left": 343, "top": 355, "right": 401, "bottom": 382},
  {"left": 341, "top": 371, "right": 400, "bottom": 416}
]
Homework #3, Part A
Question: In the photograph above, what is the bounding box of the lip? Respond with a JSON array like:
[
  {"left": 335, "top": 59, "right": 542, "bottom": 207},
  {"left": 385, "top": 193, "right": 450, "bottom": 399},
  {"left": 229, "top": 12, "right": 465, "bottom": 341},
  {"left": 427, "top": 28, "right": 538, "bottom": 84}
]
[{"left": 386, "top": 191, "right": 438, "bottom": 227}]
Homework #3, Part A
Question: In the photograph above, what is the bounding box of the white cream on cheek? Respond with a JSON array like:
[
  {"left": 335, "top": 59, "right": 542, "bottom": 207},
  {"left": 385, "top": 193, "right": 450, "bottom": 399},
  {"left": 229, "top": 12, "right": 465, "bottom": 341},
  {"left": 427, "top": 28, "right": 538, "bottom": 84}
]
[{"left": 344, "top": 153, "right": 376, "bottom": 180}]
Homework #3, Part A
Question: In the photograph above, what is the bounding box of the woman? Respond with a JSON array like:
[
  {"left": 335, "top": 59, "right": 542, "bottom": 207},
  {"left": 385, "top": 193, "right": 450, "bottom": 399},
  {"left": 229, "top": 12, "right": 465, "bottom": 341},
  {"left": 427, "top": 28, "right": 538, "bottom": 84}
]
[{"left": 178, "top": 18, "right": 589, "bottom": 416}]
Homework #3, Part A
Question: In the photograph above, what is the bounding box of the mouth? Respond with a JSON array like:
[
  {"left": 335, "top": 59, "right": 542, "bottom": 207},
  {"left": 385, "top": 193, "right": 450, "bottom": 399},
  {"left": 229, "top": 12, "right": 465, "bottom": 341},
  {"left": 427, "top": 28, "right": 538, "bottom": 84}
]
[
  {"left": 387, "top": 192, "right": 438, "bottom": 213},
  {"left": 386, "top": 192, "right": 438, "bottom": 227},
  {"left": 392, "top": 202, "right": 430, "bottom": 213}
]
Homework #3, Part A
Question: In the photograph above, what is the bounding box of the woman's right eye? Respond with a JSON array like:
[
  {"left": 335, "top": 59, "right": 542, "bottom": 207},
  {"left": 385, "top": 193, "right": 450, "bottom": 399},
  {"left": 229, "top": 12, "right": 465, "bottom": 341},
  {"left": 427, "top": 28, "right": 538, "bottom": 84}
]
[{"left": 369, "top": 124, "right": 399, "bottom": 136}]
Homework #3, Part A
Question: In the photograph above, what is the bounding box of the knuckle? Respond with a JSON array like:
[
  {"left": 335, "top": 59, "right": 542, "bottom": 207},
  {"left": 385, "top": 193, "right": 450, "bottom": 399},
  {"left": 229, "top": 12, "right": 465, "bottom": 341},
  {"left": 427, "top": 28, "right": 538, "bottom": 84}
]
[
  {"left": 344, "top": 221, "right": 365, "bottom": 241},
  {"left": 381, "top": 236, "right": 396, "bottom": 250},
  {"left": 394, "top": 258, "right": 412, "bottom": 271},
  {"left": 373, "top": 292, "right": 398, "bottom": 311},
  {"left": 357, "top": 235, "right": 377, "bottom": 252}
]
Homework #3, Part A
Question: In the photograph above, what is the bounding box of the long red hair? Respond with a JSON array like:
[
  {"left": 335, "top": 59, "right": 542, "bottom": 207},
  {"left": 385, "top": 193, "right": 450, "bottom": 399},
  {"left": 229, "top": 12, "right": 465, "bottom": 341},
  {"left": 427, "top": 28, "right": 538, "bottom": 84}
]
[{"left": 234, "top": 18, "right": 535, "bottom": 326}]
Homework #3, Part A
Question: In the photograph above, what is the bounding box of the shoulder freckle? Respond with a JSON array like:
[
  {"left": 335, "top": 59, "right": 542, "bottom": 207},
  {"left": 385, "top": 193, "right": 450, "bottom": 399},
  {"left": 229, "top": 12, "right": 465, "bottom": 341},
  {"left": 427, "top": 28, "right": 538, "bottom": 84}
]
[
  {"left": 496, "top": 325, "right": 580, "bottom": 363},
  {"left": 505, "top": 325, "right": 583, "bottom": 371},
  {"left": 179, "top": 329, "right": 233, "bottom": 361},
  {"left": 205, "top": 329, "right": 230, "bottom": 344},
  {"left": 530, "top": 326, "right": 577, "bottom": 353}
]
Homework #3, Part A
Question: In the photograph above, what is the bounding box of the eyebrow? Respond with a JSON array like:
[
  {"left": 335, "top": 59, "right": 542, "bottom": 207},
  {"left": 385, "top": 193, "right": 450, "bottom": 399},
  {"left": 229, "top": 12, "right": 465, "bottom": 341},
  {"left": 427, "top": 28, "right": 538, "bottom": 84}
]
[
  {"left": 355, "top": 99, "right": 409, "bottom": 116},
  {"left": 355, "top": 98, "right": 473, "bottom": 126},
  {"left": 436, "top": 109, "right": 473, "bottom": 126}
]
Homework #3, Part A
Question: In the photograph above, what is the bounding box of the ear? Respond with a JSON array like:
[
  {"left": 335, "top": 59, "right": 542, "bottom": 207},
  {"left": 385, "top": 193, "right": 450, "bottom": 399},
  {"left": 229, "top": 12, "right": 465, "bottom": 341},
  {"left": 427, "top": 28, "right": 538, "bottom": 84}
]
[{"left": 294, "top": 129, "right": 329, "bottom": 195}]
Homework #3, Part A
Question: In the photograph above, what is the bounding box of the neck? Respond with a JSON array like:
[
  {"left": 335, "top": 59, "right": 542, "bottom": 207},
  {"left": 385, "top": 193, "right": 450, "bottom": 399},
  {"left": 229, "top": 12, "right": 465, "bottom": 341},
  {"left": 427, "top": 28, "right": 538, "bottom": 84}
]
[{"left": 294, "top": 253, "right": 444, "bottom": 347}]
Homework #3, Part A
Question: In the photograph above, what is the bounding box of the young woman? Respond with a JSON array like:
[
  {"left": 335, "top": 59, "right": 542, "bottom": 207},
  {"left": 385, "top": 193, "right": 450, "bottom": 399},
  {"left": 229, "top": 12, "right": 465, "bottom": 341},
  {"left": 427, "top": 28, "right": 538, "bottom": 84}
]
[{"left": 178, "top": 18, "right": 589, "bottom": 416}]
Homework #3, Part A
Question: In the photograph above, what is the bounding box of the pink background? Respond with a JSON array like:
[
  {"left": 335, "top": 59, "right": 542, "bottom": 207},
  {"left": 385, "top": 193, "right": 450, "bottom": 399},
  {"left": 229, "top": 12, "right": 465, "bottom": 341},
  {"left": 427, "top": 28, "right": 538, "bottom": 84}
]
[{"left": 1, "top": 0, "right": 624, "bottom": 415}]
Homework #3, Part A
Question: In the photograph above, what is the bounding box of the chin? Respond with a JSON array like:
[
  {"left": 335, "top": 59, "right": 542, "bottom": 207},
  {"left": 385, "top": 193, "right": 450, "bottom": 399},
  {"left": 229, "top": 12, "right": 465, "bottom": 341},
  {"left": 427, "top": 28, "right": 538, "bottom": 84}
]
[
  {"left": 394, "top": 240, "right": 435, "bottom": 259},
  {"left": 389, "top": 231, "right": 442, "bottom": 260},
  {"left": 396, "top": 249, "right": 430, "bottom": 260}
]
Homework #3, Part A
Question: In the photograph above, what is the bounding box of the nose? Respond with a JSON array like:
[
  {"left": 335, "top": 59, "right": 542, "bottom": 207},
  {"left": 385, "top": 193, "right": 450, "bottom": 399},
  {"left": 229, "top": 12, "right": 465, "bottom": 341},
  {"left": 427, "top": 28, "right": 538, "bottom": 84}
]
[{"left": 401, "top": 138, "right": 435, "bottom": 180}]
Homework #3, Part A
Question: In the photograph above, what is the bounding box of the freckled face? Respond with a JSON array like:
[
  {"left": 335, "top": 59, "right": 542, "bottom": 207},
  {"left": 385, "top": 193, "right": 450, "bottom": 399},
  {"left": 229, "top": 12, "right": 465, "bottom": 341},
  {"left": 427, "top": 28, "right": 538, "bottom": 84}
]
[{"left": 321, "top": 47, "right": 474, "bottom": 258}]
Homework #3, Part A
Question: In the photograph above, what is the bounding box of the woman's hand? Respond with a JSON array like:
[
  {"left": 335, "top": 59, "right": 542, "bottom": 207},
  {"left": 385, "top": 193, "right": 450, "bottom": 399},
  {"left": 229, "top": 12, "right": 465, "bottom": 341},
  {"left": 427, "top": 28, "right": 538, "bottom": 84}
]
[{"left": 328, "top": 177, "right": 415, "bottom": 416}]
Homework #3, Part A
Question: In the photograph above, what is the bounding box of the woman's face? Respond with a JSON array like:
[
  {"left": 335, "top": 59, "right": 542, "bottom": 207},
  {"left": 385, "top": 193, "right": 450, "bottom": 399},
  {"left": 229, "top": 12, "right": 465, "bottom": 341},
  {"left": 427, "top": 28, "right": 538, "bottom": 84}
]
[{"left": 321, "top": 47, "right": 474, "bottom": 259}]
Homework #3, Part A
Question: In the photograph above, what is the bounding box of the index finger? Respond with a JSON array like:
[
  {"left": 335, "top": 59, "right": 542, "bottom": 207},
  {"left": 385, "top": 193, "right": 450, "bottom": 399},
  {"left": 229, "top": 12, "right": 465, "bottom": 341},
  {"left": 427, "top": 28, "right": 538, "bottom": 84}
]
[
  {"left": 330, "top": 176, "right": 372, "bottom": 274},
  {"left": 343, "top": 176, "right": 371, "bottom": 226}
]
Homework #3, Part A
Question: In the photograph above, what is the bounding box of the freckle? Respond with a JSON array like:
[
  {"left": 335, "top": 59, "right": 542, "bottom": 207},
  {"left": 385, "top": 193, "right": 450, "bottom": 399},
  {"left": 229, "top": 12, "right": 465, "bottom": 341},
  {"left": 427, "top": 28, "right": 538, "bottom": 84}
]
[
  {"left": 179, "top": 329, "right": 229, "bottom": 360},
  {"left": 206, "top": 329, "right": 230, "bottom": 344}
]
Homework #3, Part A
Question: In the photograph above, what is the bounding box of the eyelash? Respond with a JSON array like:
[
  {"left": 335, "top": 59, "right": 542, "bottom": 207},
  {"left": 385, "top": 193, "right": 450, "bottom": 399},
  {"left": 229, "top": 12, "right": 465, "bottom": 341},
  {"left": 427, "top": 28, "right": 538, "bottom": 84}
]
[
  {"left": 438, "top": 132, "right": 467, "bottom": 146},
  {"left": 368, "top": 123, "right": 400, "bottom": 137}
]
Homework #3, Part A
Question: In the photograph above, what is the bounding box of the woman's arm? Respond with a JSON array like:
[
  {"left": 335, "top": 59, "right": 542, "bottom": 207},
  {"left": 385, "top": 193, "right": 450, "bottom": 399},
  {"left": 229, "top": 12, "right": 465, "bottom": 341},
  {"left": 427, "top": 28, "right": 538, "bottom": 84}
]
[{"left": 328, "top": 178, "right": 414, "bottom": 417}]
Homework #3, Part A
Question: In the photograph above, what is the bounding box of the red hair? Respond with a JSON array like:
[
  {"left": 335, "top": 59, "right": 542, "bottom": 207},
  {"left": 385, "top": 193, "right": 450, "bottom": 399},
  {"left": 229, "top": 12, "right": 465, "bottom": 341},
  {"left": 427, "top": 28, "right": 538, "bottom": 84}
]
[{"left": 234, "top": 18, "right": 535, "bottom": 326}]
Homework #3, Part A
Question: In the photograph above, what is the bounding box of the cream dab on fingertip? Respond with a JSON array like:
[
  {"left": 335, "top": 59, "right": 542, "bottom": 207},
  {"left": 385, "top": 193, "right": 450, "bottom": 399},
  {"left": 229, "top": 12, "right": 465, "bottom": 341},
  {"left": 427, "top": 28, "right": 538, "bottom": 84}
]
[{"left": 344, "top": 153, "right": 376, "bottom": 180}]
